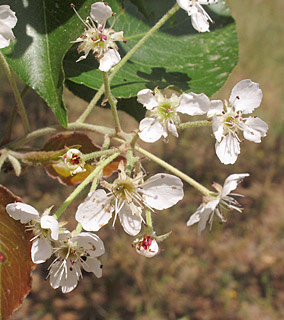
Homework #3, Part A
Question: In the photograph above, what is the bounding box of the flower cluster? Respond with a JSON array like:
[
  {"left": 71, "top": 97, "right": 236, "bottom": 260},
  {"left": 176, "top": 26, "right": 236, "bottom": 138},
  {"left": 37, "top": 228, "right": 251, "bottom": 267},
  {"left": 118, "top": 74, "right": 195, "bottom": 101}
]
[
  {"left": 0, "top": 5, "right": 17, "bottom": 48},
  {"left": 138, "top": 80, "right": 268, "bottom": 165},
  {"left": 6, "top": 202, "right": 104, "bottom": 293},
  {"left": 72, "top": 2, "right": 124, "bottom": 72}
]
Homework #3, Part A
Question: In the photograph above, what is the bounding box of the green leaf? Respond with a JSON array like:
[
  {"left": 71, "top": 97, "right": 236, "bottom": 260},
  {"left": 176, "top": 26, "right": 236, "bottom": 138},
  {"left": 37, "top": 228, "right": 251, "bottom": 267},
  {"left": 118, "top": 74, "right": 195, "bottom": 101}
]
[
  {"left": 0, "top": 186, "right": 33, "bottom": 320},
  {"left": 1, "top": 1, "right": 93, "bottom": 127},
  {"left": 64, "top": 0, "right": 238, "bottom": 120}
]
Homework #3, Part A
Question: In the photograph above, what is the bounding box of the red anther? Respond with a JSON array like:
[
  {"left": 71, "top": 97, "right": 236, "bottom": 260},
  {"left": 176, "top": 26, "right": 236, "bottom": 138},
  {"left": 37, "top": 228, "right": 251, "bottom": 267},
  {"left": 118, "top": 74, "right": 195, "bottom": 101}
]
[
  {"left": 70, "top": 3, "right": 75, "bottom": 8},
  {"left": 166, "top": 108, "right": 172, "bottom": 113},
  {"left": 123, "top": 40, "right": 127, "bottom": 43},
  {"left": 91, "top": 37, "right": 97, "bottom": 41},
  {"left": 99, "top": 33, "right": 107, "bottom": 41}
]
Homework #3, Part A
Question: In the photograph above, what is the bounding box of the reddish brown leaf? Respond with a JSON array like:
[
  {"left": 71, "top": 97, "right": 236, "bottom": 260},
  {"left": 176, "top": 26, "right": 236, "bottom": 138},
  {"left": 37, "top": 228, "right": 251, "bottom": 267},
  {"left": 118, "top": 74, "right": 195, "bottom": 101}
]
[
  {"left": 43, "top": 132, "right": 124, "bottom": 185},
  {"left": 0, "top": 186, "right": 33, "bottom": 320}
]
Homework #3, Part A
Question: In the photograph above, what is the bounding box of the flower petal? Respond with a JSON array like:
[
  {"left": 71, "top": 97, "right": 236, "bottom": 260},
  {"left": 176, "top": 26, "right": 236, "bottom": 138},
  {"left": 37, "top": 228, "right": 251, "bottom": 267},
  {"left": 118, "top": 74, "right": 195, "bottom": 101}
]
[
  {"left": 138, "top": 117, "right": 164, "bottom": 143},
  {"left": 212, "top": 115, "right": 224, "bottom": 142},
  {"left": 137, "top": 89, "right": 159, "bottom": 110},
  {"left": 82, "top": 257, "right": 103, "bottom": 278},
  {"left": 243, "top": 116, "right": 268, "bottom": 143},
  {"left": 118, "top": 203, "right": 142, "bottom": 236},
  {"left": 139, "top": 174, "right": 184, "bottom": 210},
  {"left": 40, "top": 215, "right": 59, "bottom": 240},
  {"left": 215, "top": 134, "right": 240, "bottom": 165},
  {"left": 222, "top": 173, "right": 249, "bottom": 197},
  {"left": 6, "top": 202, "right": 39, "bottom": 223},
  {"left": 177, "top": 92, "right": 211, "bottom": 115},
  {"left": 191, "top": 11, "right": 210, "bottom": 33},
  {"left": 229, "top": 79, "right": 263, "bottom": 114},
  {"left": 0, "top": 21, "right": 14, "bottom": 48},
  {"left": 99, "top": 49, "right": 121, "bottom": 72},
  {"left": 207, "top": 100, "right": 224, "bottom": 118},
  {"left": 72, "top": 232, "right": 105, "bottom": 257},
  {"left": 90, "top": 2, "right": 112, "bottom": 26},
  {"left": 75, "top": 190, "right": 114, "bottom": 232},
  {"left": 0, "top": 5, "right": 17, "bottom": 28},
  {"left": 135, "top": 238, "right": 159, "bottom": 258},
  {"left": 167, "top": 122, "right": 178, "bottom": 137},
  {"left": 31, "top": 238, "right": 52, "bottom": 264}
]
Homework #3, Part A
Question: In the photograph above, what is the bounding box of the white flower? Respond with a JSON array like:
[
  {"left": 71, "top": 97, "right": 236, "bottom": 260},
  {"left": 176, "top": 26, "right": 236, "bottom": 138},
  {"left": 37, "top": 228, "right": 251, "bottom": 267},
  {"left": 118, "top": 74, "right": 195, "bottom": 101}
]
[
  {"left": 76, "top": 162, "right": 184, "bottom": 236},
  {"left": 177, "top": 0, "right": 218, "bottom": 32},
  {"left": 6, "top": 202, "right": 59, "bottom": 263},
  {"left": 134, "top": 235, "right": 159, "bottom": 258},
  {"left": 48, "top": 232, "right": 104, "bottom": 293},
  {"left": 71, "top": 2, "right": 124, "bottom": 71},
  {"left": 209, "top": 79, "right": 268, "bottom": 164},
  {"left": 137, "top": 87, "right": 211, "bottom": 143},
  {"left": 0, "top": 5, "right": 17, "bottom": 49},
  {"left": 187, "top": 173, "right": 249, "bottom": 234},
  {"left": 63, "top": 148, "right": 86, "bottom": 175}
]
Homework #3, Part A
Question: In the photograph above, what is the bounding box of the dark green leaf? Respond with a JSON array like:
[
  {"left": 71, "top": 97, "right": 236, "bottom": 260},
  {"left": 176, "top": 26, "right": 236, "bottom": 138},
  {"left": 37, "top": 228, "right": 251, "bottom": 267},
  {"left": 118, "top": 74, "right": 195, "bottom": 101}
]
[
  {"left": 2, "top": 1, "right": 94, "bottom": 127},
  {"left": 64, "top": 0, "right": 238, "bottom": 115}
]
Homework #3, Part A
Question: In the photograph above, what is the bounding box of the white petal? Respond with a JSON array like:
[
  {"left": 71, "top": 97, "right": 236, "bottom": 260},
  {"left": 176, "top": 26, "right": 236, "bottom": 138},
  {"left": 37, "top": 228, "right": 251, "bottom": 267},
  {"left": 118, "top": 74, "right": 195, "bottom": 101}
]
[
  {"left": 72, "top": 232, "right": 105, "bottom": 257},
  {"left": 191, "top": 11, "right": 210, "bottom": 33},
  {"left": 137, "top": 89, "right": 159, "bottom": 110},
  {"left": 118, "top": 203, "right": 142, "bottom": 236},
  {"left": 135, "top": 238, "right": 159, "bottom": 258},
  {"left": 186, "top": 205, "right": 203, "bottom": 226},
  {"left": 0, "top": 5, "right": 17, "bottom": 28},
  {"left": 90, "top": 2, "right": 112, "bottom": 25},
  {"left": 222, "top": 173, "right": 249, "bottom": 197},
  {"left": 75, "top": 189, "right": 114, "bottom": 232},
  {"left": 177, "top": 92, "right": 211, "bottom": 115},
  {"left": 197, "top": 200, "right": 219, "bottom": 235},
  {"left": 139, "top": 174, "right": 184, "bottom": 210},
  {"left": 167, "top": 122, "right": 178, "bottom": 137},
  {"left": 82, "top": 257, "right": 103, "bottom": 278},
  {"left": 229, "top": 79, "right": 263, "bottom": 114},
  {"left": 31, "top": 238, "right": 52, "bottom": 264},
  {"left": 111, "top": 31, "right": 124, "bottom": 42},
  {"left": 49, "top": 260, "right": 80, "bottom": 293},
  {"left": 215, "top": 134, "right": 240, "bottom": 165},
  {"left": 243, "top": 117, "right": 268, "bottom": 143},
  {"left": 176, "top": 0, "right": 190, "bottom": 11},
  {"left": 212, "top": 115, "right": 224, "bottom": 142},
  {"left": 99, "top": 49, "right": 121, "bottom": 72},
  {"left": 6, "top": 202, "right": 39, "bottom": 223},
  {"left": 199, "top": 0, "right": 218, "bottom": 4},
  {"left": 138, "top": 117, "right": 164, "bottom": 143},
  {"left": 0, "top": 21, "right": 14, "bottom": 48},
  {"left": 207, "top": 100, "right": 224, "bottom": 118},
  {"left": 40, "top": 215, "right": 59, "bottom": 240}
]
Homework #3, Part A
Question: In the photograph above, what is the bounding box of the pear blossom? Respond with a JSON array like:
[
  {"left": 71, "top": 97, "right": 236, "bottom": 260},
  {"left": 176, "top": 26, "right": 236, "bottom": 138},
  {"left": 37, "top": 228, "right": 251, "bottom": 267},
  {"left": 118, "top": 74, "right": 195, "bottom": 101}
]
[
  {"left": 209, "top": 79, "right": 268, "bottom": 164},
  {"left": 177, "top": 0, "right": 218, "bottom": 32},
  {"left": 48, "top": 232, "right": 104, "bottom": 293},
  {"left": 0, "top": 5, "right": 17, "bottom": 49},
  {"left": 6, "top": 202, "right": 59, "bottom": 263},
  {"left": 63, "top": 148, "right": 86, "bottom": 175},
  {"left": 71, "top": 2, "right": 124, "bottom": 72},
  {"left": 137, "top": 87, "right": 211, "bottom": 143},
  {"left": 187, "top": 173, "right": 249, "bottom": 234},
  {"left": 134, "top": 235, "right": 159, "bottom": 258},
  {"left": 76, "top": 162, "right": 184, "bottom": 236}
]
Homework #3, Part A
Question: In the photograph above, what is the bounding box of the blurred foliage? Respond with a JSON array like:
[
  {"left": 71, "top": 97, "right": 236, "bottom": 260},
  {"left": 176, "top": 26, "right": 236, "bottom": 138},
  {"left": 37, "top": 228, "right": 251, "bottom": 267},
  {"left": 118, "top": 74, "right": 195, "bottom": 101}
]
[{"left": 0, "top": 0, "right": 283, "bottom": 319}]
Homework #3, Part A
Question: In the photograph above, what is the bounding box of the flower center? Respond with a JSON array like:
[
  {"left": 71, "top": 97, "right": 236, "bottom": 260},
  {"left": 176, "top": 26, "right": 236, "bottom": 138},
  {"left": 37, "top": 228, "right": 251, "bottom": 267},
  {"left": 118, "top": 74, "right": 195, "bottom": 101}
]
[
  {"left": 113, "top": 181, "right": 136, "bottom": 200},
  {"left": 158, "top": 103, "right": 174, "bottom": 118}
]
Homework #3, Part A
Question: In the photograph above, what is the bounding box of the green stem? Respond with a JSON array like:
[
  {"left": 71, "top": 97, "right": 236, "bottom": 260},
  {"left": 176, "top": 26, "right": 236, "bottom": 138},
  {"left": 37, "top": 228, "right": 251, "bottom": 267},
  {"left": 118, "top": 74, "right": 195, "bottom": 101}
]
[
  {"left": 177, "top": 120, "right": 212, "bottom": 130},
  {"left": 82, "top": 148, "right": 120, "bottom": 161},
  {"left": 74, "top": 223, "right": 83, "bottom": 235},
  {"left": 145, "top": 208, "right": 153, "bottom": 228},
  {"left": 5, "top": 122, "right": 117, "bottom": 149},
  {"left": 0, "top": 51, "right": 30, "bottom": 133},
  {"left": 136, "top": 146, "right": 211, "bottom": 196},
  {"left": 76, "top": 83, "right": 105, "bottom": 123},
  {"left": 102, "top": 71, "right": 121, "bottom": 133},
  {"left": 76, "top": 3, "right": 180, "bottom": 123},
  {"left": 53, "top": 152, "right": 120, "bottom": 219}
]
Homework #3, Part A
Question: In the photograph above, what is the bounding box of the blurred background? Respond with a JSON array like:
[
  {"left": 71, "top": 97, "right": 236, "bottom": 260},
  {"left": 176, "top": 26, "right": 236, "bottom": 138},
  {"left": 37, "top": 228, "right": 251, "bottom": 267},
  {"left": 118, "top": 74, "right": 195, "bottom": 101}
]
[{"left": 1, "top": 0, "right": 284, "bottom": 319}]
